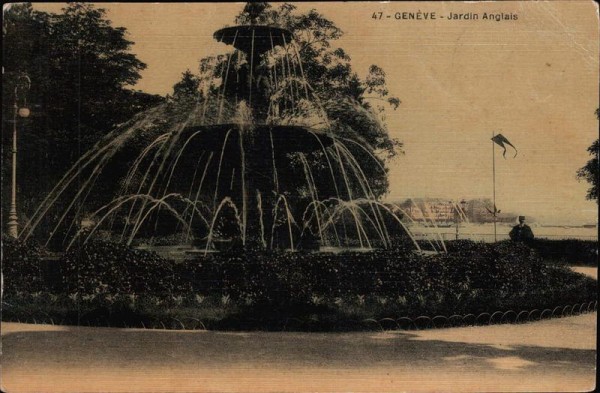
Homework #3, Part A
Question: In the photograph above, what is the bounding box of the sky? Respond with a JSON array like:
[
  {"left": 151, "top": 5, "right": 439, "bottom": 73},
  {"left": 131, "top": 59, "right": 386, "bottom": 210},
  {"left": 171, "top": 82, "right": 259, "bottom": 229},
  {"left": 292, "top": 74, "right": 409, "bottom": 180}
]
[{"left": 32, "top": 2, "right": 599, "bottom": 225}]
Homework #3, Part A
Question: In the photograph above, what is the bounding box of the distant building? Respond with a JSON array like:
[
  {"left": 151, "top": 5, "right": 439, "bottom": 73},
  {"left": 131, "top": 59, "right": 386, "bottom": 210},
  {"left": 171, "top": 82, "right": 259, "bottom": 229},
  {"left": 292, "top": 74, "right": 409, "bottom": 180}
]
[
  {"left": 392, "top": 198, "right": 525, "bottom": 224},
  {"left": 402, "top": 199, "right": 455, "bottom": 222}
]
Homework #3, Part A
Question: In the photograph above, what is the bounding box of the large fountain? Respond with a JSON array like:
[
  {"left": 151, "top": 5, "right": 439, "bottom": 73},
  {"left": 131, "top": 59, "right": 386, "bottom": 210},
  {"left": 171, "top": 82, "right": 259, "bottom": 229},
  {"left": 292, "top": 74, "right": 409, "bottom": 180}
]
[
  {"left": 19, "top": 9, "right": 421, "bottom": 253},
  {"left": 7, "top": 4, "right": 596, "bottom": 336}
]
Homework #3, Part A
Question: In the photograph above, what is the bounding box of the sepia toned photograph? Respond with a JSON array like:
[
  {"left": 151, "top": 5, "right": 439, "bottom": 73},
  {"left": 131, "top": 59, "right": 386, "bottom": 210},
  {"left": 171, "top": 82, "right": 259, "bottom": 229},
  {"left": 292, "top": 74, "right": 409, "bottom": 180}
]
[{"left": 1, "top": 2, "right": 598, "bottom": 392}]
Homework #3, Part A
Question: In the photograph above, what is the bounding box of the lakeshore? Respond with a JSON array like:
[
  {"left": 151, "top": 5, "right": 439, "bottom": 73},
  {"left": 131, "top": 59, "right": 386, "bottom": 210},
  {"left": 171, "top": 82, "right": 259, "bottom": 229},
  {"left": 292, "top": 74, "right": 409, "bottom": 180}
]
[{"left": 408, "top": 222, "right": 598, "bottom": 242}]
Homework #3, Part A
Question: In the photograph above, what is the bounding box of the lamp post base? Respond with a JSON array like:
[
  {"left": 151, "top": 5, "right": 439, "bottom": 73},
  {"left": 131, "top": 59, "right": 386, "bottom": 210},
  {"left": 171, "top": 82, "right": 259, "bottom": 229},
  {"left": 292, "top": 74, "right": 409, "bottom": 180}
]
[{"left": 7, "top": 208, "right": 18, "bottom": 239}]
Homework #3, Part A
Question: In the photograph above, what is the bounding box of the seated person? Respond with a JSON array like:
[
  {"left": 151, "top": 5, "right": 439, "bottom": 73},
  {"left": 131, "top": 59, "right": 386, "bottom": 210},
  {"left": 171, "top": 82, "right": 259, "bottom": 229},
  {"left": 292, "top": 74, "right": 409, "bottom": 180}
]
[{"left": 509, "top": 216, "right": 534, "bottom": 242}]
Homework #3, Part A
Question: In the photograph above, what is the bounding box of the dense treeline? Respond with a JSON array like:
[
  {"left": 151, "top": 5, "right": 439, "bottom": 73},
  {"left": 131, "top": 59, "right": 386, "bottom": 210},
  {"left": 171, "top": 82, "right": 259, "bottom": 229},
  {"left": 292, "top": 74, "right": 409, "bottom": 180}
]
[{"left": 2, "top": 3, "right": 163, "bottom": 232}]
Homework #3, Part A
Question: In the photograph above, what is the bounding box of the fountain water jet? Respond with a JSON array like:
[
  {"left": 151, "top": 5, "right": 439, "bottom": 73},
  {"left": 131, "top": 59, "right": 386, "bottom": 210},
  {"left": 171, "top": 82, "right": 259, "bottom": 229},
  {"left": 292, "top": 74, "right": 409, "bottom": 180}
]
[{"left": 22, "top": 15, "right": 423, "bottom": 253}]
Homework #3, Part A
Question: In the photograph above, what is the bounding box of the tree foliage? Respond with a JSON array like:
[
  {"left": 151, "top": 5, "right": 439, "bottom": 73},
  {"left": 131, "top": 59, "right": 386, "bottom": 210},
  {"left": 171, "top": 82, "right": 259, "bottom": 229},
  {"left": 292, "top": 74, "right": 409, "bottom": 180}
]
[
  {"left": 2, "top": 3, "right": 163, "bottom": 227},
  {"left": 172, "top": 69, "right": 201, "bottom": 100},
  {"left": 576, "top": 108, "right": 599, "bottom": 204},
  {"left": 175, "top": 2, "right": 403, "bottom": 198},
  {"left": 234, "top": 3, "right": 402, "bottom": 152}
]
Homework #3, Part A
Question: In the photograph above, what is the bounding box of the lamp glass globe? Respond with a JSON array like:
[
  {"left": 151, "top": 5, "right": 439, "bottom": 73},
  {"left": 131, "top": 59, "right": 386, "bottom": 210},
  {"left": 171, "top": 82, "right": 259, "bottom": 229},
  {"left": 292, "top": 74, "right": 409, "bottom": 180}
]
[{"left": 18, "top": 107, "right": 30, "bottom": 118}]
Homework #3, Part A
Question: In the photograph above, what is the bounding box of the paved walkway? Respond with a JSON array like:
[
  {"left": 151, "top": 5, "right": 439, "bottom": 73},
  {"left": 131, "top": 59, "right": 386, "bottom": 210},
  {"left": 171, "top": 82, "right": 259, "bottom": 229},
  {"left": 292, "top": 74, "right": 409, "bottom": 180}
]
[
  {"left": 2, "top": 311, "right": 596, "bottom": 393},
  {"left": 571, "top": 265, "right": 597, "bottom": 280}
]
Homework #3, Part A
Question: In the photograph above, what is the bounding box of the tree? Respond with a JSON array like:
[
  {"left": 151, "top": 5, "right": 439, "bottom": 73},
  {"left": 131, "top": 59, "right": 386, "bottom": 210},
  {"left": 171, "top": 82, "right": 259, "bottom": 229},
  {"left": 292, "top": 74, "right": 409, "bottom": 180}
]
[
  {"left": 577, "top": 108, "right": 599, "bottom": 204},
  {"left": 234, "top": 3, "right": 401, "bottom": 149},
  {"left": 172, "top": 69, "right": 201, "bottom": 100},
  {"left": 175, "top": 2, "right": 402, "bottom": 199},
  {"left": 2, "top": 3, "right": 163, "bottom": 231},
  {"left": 251, "top": 2, "right": 402, "bottom": 197}
]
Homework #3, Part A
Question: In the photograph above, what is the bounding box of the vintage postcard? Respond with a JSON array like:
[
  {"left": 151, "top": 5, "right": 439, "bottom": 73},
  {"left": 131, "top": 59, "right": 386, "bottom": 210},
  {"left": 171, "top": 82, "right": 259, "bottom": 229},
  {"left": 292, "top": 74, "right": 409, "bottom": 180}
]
[{"left": 2, "top": 1, "right": 598, "bottom": 392}]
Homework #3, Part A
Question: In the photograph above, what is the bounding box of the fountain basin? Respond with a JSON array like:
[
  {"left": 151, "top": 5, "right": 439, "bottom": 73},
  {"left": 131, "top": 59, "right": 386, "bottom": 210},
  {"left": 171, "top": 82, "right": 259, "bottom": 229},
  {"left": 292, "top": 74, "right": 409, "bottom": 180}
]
[{"left": 214, "top": 25, "right": 294, "bottom": 59}]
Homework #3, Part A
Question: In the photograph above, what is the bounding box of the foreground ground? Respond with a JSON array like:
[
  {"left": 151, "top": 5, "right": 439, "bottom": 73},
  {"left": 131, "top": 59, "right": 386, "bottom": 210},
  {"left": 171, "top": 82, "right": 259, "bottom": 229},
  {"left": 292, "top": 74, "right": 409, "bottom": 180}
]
[
  {"left": 1, "top": 266, "right": 596, "bottom": 393},
  {"left": 2, "top": 312, "right": 596, "bottom": 393}
]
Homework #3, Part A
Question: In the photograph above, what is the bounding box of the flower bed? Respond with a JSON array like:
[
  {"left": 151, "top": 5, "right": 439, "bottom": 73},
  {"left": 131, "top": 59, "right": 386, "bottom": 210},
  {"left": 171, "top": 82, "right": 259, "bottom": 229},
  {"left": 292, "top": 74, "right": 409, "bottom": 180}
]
[{"left": 1, "top": 239, "right": 596, "bottom": 330}]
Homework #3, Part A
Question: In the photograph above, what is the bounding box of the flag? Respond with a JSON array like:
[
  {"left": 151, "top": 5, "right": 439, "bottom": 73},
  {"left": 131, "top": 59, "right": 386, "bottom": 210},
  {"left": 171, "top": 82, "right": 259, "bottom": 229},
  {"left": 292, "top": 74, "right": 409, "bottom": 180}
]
[
  {"left": 485, "top": 204, "right": 501, "bottom": 217},
  {"left": 491, "top": 133, "right": 517, "bottom": 158}
]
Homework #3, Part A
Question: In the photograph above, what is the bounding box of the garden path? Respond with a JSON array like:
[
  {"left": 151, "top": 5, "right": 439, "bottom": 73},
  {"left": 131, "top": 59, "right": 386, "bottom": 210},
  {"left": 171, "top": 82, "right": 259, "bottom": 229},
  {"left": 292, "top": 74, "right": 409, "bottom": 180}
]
[
  {"left": 571, "top": 265, "right": 597, "bottom": 279},
  {"left": 2, "top": 310, "right": 596, "bottom": 392}
]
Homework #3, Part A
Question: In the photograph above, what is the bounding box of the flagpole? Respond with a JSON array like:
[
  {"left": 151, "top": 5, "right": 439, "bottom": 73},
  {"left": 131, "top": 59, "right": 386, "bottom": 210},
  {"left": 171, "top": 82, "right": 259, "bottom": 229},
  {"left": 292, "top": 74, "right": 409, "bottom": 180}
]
[{"left": 492, "top": 131, "right": 497, "bottom": 242}]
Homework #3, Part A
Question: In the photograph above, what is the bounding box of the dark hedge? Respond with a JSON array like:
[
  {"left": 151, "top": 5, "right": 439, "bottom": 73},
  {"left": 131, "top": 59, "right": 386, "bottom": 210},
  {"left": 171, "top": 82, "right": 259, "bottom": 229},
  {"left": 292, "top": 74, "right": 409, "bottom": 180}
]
[
  {"left": 2, "top": 239, "right": 596, "bottom": 329},
  {"left": 61, "top": 240, "right": 190, "bottom": 298},
  {"left": 528, "top": 238, "right": 598, "bottom": 266},
  {"left": 184, "top": 240, "right": 596, "bottom": 318},
  {"left": 1, "top": 235, "right": 47, "bottom": 294}
]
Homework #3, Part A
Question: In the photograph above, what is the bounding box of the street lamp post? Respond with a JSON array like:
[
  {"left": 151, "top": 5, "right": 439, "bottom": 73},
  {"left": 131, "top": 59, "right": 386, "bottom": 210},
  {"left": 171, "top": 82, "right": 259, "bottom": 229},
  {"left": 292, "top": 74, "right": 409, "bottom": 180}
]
[{"left": 7, "top": 75, "right": 31, "bottom": 239}]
